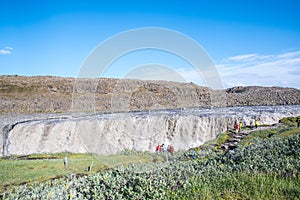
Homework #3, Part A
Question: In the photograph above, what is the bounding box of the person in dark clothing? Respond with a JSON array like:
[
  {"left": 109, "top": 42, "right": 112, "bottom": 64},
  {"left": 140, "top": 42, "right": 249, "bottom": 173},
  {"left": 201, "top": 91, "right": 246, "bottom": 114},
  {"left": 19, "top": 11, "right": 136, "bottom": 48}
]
[{"left": 63, "top": 156, "right": 68, "bottom": 168}]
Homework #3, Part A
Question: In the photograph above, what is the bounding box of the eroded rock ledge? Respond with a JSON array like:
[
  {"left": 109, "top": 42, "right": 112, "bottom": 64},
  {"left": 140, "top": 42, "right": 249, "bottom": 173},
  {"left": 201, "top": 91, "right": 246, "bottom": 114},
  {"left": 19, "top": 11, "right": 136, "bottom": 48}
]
[{"left": 0, "top": 75, "right": 299, "bottom": 114}]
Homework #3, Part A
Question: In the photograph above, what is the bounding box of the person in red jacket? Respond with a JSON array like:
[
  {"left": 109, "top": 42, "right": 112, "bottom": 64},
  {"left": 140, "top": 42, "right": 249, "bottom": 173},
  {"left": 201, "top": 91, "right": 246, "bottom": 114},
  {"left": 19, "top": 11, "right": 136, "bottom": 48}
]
[
  {"left": 158, "top": 144, "right": 162, "bottom": 153},
  {"left": 169, "top": 145, "right": 174, "bottom": 154},
  {"left": 235, "top": 123, "right": 239, "bottom": 133},
  {"left": 155, "top": 144, "right": 160, "bottom": 152}
]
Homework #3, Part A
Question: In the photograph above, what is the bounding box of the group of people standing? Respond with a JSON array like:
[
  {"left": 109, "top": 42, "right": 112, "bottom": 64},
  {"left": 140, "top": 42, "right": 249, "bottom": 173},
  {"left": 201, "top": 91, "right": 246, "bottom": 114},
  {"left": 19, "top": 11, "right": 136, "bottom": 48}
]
[
  {"left": 234, "top": 118, "right": 260, "bottom": 133},
  {"left": 155, "top": 143, "right": 174, "bottom": 153}
]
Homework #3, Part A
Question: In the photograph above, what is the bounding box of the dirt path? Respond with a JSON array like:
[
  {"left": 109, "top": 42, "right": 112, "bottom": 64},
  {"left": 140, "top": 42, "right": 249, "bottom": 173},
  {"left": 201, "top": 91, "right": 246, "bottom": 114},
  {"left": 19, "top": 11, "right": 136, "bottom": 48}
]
[{"left": 220, "top": 125, "right": 281, "bottom": 151}]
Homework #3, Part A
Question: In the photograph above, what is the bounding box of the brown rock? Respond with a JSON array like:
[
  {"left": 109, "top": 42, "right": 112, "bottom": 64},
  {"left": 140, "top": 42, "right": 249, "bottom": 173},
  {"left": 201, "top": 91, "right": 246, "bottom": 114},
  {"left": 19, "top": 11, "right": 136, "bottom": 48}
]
[{"left": 1, "top": 75, "right": 300, "bottom": 114}]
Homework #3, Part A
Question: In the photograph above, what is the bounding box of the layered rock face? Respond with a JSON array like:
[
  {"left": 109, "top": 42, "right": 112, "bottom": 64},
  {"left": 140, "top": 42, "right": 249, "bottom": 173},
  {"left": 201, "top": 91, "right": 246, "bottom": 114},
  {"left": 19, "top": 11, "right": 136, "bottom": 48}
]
[
  {"left": 226, "top": 86, "right": 300, "bottom": 106},
  {"left": 2, "top": 106, "right": 300, "bottom": 155},
  {"left": 1, "top": 76, "right": 300, "bottom": 114},
  {"left": 0, "top": 76, "right": 211, "bottom": 113}
]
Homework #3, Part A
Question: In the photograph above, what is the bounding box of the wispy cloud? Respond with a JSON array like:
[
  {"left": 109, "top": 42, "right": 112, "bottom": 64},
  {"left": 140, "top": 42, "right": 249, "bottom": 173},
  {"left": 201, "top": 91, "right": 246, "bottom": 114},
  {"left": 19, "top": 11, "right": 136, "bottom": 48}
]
[
  {"left": 226, "top": 54, "right": 258, "bottom": 62},
  {"left": 0, "top": 46, "right": 13, "bottom": 55},
  {"left": 217, "top": 50, "right": 300, "bottom": 89}
]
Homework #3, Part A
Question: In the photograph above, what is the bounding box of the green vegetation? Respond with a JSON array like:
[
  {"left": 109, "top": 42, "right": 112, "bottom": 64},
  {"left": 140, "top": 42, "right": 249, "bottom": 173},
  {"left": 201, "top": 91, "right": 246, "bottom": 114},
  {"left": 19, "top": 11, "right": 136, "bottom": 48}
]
[
  {"left": 280, "top": 116, "right": 300, "bottom": 127},
  {"left": 240, "top": 127, "right": 300, "bottom": 147},
  {"left": 240, "top": 116, "right": 300, "bottom": 147},
  {"left": 201, "top": 131, "right": 229, "bottom": 148},
  {"left": 1, "top": 117, "right": 300, "bottom": 199},
  {"left": 166, "top": 172, "right": 299, "bottom": 199},
  {"left": 201, "top": 126, "right": 252, "bottom": 151},
  {"left": 0, "top": 153, "right": 153, "bottom": 193}
]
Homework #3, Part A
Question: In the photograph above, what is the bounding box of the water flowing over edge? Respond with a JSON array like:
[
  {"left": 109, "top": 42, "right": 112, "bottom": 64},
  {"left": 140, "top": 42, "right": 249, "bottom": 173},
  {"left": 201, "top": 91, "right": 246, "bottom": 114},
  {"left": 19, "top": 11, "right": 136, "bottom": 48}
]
[{"left": 1, "top": 105, "right": 300, "bottom": 155}]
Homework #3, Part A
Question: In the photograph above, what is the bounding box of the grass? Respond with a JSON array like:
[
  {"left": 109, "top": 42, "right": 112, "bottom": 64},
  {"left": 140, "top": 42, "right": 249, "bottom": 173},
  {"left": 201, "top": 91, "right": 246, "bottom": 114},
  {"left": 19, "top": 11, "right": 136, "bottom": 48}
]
[
  {"left": 166, "top": 172, "right": 300, "bottom": 200},
  {"left": 199, "top": 131, "right": 229, "bottom": 150},
  {"left": 0, "top": 84, "right": 42, "bottom": 96},
  {"left": 0, "top": 152, "right": 153, "bottom": 192},
  {"left": 168, "top": 124, "right": 300, "bottom": 199},
  {"left": 280, "top": 116, "right": 300, "bottom": 127},
  {"left": 240, "top": 126, "right": 300, "bottom": 147},
  {"left": 201, "top": 126, "right": 252, "bottom": 150}
]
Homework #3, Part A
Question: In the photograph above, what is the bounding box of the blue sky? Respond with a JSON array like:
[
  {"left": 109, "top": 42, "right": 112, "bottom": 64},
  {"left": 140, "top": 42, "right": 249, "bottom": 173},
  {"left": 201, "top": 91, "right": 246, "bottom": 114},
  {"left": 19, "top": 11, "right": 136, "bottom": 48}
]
[{"left": 1, "top": 0, "right": 300, "bottom": 88}]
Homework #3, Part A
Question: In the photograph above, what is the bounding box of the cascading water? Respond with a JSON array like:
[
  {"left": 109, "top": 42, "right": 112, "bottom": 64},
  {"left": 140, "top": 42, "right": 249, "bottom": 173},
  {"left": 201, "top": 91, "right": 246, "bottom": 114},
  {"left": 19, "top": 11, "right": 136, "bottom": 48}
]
[{"left": 1, "top": 105, "right": 300, "bottom": 155}]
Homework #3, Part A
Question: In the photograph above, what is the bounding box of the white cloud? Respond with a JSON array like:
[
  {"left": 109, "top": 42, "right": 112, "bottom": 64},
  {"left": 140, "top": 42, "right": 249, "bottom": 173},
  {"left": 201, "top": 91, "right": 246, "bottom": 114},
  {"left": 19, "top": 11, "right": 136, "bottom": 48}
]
[
  {"left": 0, "top": 46, "right": 13, "bottom": 55},
  {"left": 276, "top": 51, "right": 300, "bottom": 59},
  {"left": 217, "top": 50, "right": 300, "bottom": 89},
  {"left": 122, "top": 50, "right": 300, "bottom": 89},
  {"left": 226, "top": 54, "right": 258, "bottom": 61},
  {"left": 4, "top": 46, "right": 13, "bottom": 50},
  {"left": 0, "top": 49, "right": 11, "bottom": 55}
]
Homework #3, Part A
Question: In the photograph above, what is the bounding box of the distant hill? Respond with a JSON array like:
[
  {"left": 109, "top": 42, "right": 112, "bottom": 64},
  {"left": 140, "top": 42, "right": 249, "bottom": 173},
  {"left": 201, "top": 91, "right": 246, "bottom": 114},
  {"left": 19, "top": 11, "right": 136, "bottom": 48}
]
[
  {"left": 0, "top": 75, "right": 299, "bottom": 114},
  {"left": 225, "top": 86, "right": 300, "bottom": 106}
]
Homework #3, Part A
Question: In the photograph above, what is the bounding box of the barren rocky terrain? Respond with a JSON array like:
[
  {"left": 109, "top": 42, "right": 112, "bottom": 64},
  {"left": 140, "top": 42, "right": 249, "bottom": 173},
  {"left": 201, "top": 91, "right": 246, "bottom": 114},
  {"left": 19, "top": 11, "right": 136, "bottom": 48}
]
[{"left": 1, "top": 75, "right": 300, "bottom": 114}]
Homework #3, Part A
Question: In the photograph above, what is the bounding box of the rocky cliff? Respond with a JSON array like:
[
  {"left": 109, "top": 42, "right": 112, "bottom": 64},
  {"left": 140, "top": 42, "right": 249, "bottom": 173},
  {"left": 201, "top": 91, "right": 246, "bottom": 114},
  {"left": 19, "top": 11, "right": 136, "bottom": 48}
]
[
  {"left": 226, "top": 86, "right": 300, "bottom": 106},
  {"left": 1, "top": 75, "right": 300, "bottom": 114}
]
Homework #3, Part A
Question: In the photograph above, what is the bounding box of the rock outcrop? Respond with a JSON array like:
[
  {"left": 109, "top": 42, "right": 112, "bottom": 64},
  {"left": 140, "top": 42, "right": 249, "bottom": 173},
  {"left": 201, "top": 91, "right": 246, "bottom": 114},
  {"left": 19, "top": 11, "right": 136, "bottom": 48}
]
[
  {"left": 226, "top": 86, "right": 300, "bottom": 106},
  {"left": 1, "top": 75, "right": 300, "bottom": 114}
]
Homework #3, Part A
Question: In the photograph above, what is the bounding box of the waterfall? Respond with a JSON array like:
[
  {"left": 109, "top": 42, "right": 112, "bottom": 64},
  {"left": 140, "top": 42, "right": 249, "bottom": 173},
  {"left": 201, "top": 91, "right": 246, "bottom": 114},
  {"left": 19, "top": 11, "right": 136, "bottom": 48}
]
[{"left": 2, "top": 105, "right": 300, "bottom": 155}]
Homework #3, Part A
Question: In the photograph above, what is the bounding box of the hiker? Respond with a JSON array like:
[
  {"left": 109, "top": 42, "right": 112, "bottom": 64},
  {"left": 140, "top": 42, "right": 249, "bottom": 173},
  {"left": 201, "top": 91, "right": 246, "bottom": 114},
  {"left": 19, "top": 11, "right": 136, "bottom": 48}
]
[
  {"left": 235, "top": 123, "right": 239, "bottom": 133},
  {"left": 190, "top": 149, "right": 195, "bottom": 159},
  {"left": 155, "top": 144, "right": 160, "bottom": 152},
  {"left": 239, "top": 121, "right": 243, "bottom": 131},
  {"left": 63, "top": 156, "right": 68, "bottom": 168},
  {"left": 242, "top": 119, "right": 246, "bottom": 126},
  {"left": 250, "top": 118, "right": 255, "bottom": 128},
  {"left": 158, "top": 144, "right": 162, "bottom": 153},
  {"left": 169, "top": 145, "right": 174, "bottom": 154},
  {"left": 297, "top": 119, "right": 300, "bottom": 127},
  {"left": 167, "top": 145, "right": 174, "bottom": 154},
  {"left": 162, "top": 144, "right": 167, "bottom": 152},
  {"left": 255, "top": 119, "right": 259, "bottom": 128}
]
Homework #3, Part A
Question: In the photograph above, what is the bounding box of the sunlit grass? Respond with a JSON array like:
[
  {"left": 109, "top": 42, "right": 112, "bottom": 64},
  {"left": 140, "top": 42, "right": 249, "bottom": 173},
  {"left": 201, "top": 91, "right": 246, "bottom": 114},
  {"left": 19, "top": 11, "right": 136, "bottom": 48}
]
[{"left": 0, "top": 153, "right": 153, "bottom": 192}]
